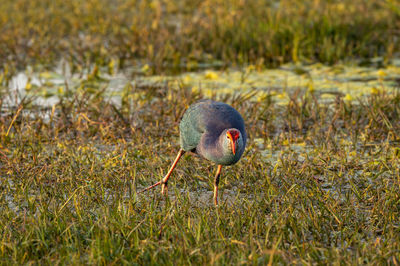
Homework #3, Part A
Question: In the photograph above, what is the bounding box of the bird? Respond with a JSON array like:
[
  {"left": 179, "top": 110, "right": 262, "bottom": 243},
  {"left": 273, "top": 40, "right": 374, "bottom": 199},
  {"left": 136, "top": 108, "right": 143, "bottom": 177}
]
[{"left": 140, "top": 100, "right": 247, "bottom": 206}]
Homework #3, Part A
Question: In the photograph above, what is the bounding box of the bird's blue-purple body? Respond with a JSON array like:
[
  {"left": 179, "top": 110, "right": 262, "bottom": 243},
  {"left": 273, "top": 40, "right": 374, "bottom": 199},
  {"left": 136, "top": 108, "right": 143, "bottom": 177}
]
[
  {"left": 179, "top": 100, "right": 247, "bottom": 165},
  {"left": 140, "top": 100, "right": 247, "bottom": 206}
]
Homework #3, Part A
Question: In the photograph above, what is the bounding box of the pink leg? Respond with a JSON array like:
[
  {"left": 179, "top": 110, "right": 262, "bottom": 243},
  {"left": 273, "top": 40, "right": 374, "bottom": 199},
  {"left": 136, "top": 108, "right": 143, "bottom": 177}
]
[
  {"left": 139, "top": 149, "right": 185, "bottom": 194},
  {"left": 213, "top": 165, "right": 222, "bottom": 206},
  {"left": 161, "top": 149, "right": 185, "bottom": 195}
]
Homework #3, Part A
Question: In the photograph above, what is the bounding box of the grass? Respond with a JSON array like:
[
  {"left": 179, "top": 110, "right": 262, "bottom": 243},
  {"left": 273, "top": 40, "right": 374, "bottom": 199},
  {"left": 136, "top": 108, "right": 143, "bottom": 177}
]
[
  {"left": 0, "top": 0, "right": 399, "bottom": 72},
  {"left": 1, "top": 72, "right": 400, "bottom": 264},
  {"left": 1, "top": 0, "right": 400, "bottom": 264}
]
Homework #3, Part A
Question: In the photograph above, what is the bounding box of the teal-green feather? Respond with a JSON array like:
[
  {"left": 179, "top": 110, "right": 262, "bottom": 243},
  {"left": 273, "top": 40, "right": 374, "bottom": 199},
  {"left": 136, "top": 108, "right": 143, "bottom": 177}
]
[{"left": 179, "top": 102, "right": 206, "bottom": 151}]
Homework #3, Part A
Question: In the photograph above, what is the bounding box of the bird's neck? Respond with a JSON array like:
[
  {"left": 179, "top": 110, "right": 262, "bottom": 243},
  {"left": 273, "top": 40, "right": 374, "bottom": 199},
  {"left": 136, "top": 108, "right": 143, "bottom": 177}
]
[{"left": 197, "top": 130, "right": 240, "bottom": 166}]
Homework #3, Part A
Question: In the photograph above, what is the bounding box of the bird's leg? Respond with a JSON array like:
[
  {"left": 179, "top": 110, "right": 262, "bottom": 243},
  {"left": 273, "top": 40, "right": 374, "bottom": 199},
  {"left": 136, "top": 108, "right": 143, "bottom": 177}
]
[
  {"left": 139, "top": 149, "right": 185, "bottom": 194},
  {"left": 213, "top": 165, "right": 223, "bottom": 206},
  {"left": 161, "top": 149, "right": 185, "bottom": 195}
]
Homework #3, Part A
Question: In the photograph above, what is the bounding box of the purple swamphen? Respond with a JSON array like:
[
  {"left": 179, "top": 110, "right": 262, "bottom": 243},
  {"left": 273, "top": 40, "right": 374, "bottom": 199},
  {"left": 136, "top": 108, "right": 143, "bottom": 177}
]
[{"left": 140, "top": 100, "right": 247, "bottom": 206}]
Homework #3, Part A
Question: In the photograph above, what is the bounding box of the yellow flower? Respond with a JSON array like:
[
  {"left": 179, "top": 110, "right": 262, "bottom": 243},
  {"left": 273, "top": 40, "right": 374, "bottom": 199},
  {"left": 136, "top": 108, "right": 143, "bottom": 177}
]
[
  {"left": 141, "top": 64, "right": 150, "bottom": 73},
  {"left": 371, "top": 87, "right": 380, "bottom": 95},
  {"left": 204, "top": 71, "right": 219, "bottom": 80},
  {"left": 25, "top": 82, "right": 32, "bottom": 90},
  {"left": 276, "top": 92, "right": 287, "bottom": 99},
  {"left": 377, "top": 69, "right": 387, "bottom": 78},
  {"left": 191, "top": 86, "right": 200, "bottom": 93},
  {"left": 182, "top": 75, "right": 192, "bottom": 83},
  {"left": 343, "top": 94, "right": 353, "bottom": 102}
]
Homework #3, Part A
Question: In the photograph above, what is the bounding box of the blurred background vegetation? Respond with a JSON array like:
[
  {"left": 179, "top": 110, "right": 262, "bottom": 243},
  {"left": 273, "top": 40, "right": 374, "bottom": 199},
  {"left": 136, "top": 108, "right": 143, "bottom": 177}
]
[
  {"left": 1, "top": 0, "right": 400, "bottom": 72},
  {"left": 1, "top": 0, "right": 400, "bottom": 264}
]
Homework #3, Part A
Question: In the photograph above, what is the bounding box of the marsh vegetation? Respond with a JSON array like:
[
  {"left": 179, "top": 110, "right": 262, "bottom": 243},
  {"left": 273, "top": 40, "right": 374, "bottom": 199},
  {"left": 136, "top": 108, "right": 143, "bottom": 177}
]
[{"left": 1, "top": 0, "right": 400, "bottom": 264}]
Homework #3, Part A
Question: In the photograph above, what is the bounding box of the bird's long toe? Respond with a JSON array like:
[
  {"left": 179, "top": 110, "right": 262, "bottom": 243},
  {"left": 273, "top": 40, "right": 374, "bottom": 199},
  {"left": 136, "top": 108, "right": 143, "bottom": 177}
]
[
  {"left": 161, "top": 183, "right": 168, "bottom": 196},
  {"left": 213, "top": 193, "right": 218, "bottom": 206}
]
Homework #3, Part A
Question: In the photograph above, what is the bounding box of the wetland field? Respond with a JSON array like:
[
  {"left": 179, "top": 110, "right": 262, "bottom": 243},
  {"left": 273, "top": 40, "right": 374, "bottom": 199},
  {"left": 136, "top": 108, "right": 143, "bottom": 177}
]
[{"left": 1, "top": 0, "right": 400, "bottom": 264}]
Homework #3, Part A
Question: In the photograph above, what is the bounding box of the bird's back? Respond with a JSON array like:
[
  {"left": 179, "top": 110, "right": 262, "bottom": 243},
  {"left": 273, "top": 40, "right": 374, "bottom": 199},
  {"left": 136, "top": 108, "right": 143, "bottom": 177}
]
[{"left": 179, "top": 100, "right": 246, "bottom": 152}]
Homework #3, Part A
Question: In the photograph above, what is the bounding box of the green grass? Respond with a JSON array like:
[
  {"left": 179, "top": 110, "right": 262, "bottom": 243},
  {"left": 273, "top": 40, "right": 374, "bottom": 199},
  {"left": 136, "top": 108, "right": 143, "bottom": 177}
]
[
  {"left": 1, "top": 75, "right": 400, "bottom": 264},
  {"left": 1, "top": 0, "right": 400, "bottom": 264},
  {"left": 0, "top": 0, "right": 399, "bottom": 72}
]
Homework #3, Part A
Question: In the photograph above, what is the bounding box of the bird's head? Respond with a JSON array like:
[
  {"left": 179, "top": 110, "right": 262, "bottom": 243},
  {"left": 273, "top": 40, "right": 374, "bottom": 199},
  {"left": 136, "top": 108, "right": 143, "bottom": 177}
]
[{"left": 225, "top": 128, "right": 241, "bottom": 155}]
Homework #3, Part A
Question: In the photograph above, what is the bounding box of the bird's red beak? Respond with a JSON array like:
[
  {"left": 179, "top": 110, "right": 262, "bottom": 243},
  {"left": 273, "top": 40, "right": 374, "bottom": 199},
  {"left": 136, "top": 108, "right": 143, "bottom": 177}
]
[
  {"left": 227, "top": 130, "right": 239, "bottom": 155},
  {"left": 229, "top": 139, "right": 236, "bottom": 155}
]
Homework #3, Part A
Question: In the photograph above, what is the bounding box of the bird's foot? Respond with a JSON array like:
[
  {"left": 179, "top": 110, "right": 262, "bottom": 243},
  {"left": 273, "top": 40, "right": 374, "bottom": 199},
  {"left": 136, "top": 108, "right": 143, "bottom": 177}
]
[
  {"left": 214, "top": 198, "right": 218, "bottom": 207},
  {"left": 138, "top": 181, "right": 161, "bottom": 193},
  {"left": 161, "top": 182, "right": 168, "bottom": 196}
]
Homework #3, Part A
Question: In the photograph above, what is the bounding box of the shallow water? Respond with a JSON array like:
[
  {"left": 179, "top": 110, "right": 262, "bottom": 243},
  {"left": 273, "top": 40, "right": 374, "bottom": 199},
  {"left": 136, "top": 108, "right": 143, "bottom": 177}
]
[{"left": 5, "top": 61, "right": 400, "bottom": 111}]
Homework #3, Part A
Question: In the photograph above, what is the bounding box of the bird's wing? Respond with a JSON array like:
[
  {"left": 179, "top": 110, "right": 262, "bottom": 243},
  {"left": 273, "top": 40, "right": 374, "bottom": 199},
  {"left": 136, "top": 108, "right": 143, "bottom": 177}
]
[{"left": 179, "top": 102, "right": 206, "bottom": 151}]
